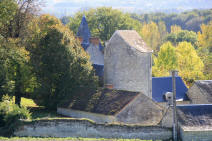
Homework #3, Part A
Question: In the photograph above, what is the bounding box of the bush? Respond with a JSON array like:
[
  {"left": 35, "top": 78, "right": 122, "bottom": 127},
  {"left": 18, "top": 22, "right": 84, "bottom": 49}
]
[{"left": 0, "top": 95, "right": 31, "bottom": 131}]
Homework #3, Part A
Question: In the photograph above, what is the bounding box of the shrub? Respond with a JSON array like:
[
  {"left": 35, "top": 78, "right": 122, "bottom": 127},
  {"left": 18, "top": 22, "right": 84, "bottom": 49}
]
[{"left": 0, "top": 95, "right": 31, "bottom": 132}]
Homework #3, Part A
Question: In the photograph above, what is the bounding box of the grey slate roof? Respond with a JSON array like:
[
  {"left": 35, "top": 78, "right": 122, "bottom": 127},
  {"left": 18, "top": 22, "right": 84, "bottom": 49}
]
[
  {"left": 195, "top": 80, "right": 212, "bottom": 103},
  {"left": 177, "top": 104, "right": 212, "bottom": 128},
  {"left": 113, "top": 30, "right": 153, "bottom": 53},
  {"left": 77, "top": 16, "right": 91, "bottom": 50}
]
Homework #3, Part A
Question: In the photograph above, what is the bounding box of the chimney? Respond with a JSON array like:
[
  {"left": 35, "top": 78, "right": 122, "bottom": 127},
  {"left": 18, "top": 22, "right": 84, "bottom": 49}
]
[{"left": 104, "top": 84, "right": 113, "bottom": 89}]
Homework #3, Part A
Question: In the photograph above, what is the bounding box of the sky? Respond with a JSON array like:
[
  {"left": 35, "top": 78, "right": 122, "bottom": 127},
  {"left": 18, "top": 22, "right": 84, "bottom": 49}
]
[{"left": 43, "top": 0, "right": 212, "bottom": 17}]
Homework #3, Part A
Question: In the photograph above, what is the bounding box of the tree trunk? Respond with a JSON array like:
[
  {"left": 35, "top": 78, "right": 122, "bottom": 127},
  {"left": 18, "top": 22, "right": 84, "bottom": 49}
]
[{"left": 14, "top": 63, "right": 22, "bottom": 106}]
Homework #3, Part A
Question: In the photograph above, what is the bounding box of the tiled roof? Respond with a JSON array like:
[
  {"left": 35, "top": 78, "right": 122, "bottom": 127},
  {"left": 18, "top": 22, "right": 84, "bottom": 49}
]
[
  {"left": 152, "top": 76, "right": 188, "bottom": 102},
  {"left": 113, "top": 30, "right": 152, "bottom": 53},
  {"left": 60, "top": 88, "right": 140, "bottom": 115},
  {"left": 177, "top": 104, "right": 212, "bottom": 127},
  {"left": 195, "top": 80, "right": 212, "bottom": 103}
]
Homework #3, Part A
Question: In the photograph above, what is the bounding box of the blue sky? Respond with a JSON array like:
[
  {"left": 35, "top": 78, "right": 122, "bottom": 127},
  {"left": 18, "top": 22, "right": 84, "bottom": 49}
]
[{"left": 43, "top": 0, "right": 212, "bottom": 17}]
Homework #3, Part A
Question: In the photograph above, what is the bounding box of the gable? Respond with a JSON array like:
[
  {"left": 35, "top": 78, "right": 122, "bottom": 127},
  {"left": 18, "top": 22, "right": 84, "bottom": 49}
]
[
  {"left": 195, "top": 80, "right": 212, "bottom": 103},
  {"left": 152, "top": 76, "right": 188, "bottom": 102},
  {"left": 108, "top": 30, "right": 152, "bottom": 53}
]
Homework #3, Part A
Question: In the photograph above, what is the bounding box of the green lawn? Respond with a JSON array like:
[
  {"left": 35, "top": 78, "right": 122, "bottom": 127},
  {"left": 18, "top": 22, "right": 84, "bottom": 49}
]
[
  {"left": 19, "top": 97, "right": 62, "bottom": 120},
  {"left": 0, "top": 137, "right": 154, "bottom": 141}
]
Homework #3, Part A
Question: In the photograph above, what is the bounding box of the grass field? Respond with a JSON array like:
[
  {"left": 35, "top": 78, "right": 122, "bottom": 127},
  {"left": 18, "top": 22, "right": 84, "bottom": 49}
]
[{"left": 0, "top": 137, "right": 155, "bottom": 141}]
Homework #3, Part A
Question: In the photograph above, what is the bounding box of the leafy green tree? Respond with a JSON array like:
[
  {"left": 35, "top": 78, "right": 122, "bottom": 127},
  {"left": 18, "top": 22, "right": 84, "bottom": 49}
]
[
  {"left": 0, "top": 38, "right": 34, "bottom": 105},
  {"left": 0, "top": 0, "right": 17, "bottom": 27},
  {"left": 69, "top": 7, "right": 141, "bottom": 41},
  {"left": 0, "top": 0, "right": 40, "bottom": 40},
  {"left": 152, "top": 42, "right": 177, "bottom": 77},
  {"left": 30, "top": 24, "right": 97, "bottom": 110},
  {"left": 176, "top": 42, "right": 204, "bottom": 83},
  {"left": 166, "top": 30, "right": 198, "bottom": 48}
]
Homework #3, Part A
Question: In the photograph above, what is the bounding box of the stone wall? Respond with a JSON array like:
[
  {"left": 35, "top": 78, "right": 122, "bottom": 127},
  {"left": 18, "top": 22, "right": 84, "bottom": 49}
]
[
  {"left": 180, "top": 126, "right": 212, "bottom": 141},
  {"left": 187, "top": 84, "right": 209, "bottom": 104},
  {"left": 14, "top": 119, "right": 172, "bottom": 140},
  {"left": 116, "top": 94, "right": 163, "bottom": 125},
  {"left": 104, "top": 32, "right": 152, "bottom": 98},
  {"left": 57, "top": 108, "right": 115, "bottom": 124}
]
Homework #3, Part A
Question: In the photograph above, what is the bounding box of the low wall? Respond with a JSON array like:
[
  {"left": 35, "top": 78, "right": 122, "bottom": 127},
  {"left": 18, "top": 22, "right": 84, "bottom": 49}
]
[
  {"left": 57, "top": 107, "right": 115, "bottom": 123},
  {"left": 14, "top": 118, "right": 172, "bottom": 140},
  {"left": 180, "top": 126, "right": 212, "bottom": 141}
]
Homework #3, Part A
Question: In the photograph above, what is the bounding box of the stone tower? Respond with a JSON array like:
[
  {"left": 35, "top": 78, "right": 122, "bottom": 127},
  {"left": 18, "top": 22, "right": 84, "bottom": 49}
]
[{"left": 104, "top": 30, "right": 153, "bottom": 98}]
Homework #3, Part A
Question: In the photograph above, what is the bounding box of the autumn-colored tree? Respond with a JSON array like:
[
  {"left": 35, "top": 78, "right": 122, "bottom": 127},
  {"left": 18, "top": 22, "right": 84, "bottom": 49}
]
[
  {"left": 158, "top": 21, "right": 167, "bottom": 42},
  {"left": 176, "top": 42, "right": 204, "bottom": 83},
  {"left": 170, "top": 25, "right": 182, "bottom": 33},
  {"left": 152, "top": 42, "right": 177, "bottom": 77},
  {"left": 197, "top": 21, "right": 212, "bottom": 79},
  {"left": 140, "top": 22, "right": 161, "bottom": 53}
]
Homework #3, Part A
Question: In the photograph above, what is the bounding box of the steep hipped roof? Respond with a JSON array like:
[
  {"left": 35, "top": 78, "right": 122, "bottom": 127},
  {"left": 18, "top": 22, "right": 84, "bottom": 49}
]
[
  {"left": 113, "top": 30, "right": 152, "bottom": 53},
  {"left": 152, "top": 76, "right": 188, "bottom": 102},
  {"left": 177, "top": 104, "right": 212, "bottom": 128},
  {"left": 77, "top": 16, "right": 91, "bottom": 50},
  {"left": 92, "top": 64, "right": 104, "bottom": 77},
  {"left": 195, "top": 80, "right": 212, "bottom": 102},
  {"left": 60, "top": 88, "right": 140, "bottom": 115}
]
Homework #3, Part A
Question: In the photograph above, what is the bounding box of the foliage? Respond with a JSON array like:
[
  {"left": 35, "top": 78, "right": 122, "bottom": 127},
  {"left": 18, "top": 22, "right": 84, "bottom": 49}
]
[
  {"left": 0, "top": 38, "right": 35, "bottom": 104},
  {"left": 152, "top": 42, "right": 177, "bottom": 77},
  {"left": 176, "top": 42, "right": 204, "bottom": 83},
  {"left": 0, "top": 0, "right": 17, "bottom": 27},
  {"left": 69, "top": 7, "right": 142, "bottom": 41},
  {"left": 0, "top": 0, "right": 41, "bottom": 40},
  {"left": 132, "top": 9, "right": 212, "bottom": 32},
  {"left": 140, "top": 22, "right": 161, "bottom": 53},
  {"left": 197, "top": 21, "right": 212, "bottom": 79},
  {"left": 29, "top": 23, "right": 97, "bottom": 110},
  {"left": 0, "top": 95, "right": 31, "bottom": 133},
  {"left": 170, "top": 25, "right": 182, "bottom": 33},
  {"left": 165, "top": 30, "right": 198, "bottom": 47}
]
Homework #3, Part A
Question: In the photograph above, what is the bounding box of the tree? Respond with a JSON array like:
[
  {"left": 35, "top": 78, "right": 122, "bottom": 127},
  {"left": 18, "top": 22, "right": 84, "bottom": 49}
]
[
  {"left": 197, "top": 21, "right": 212, "bottom": 79},
  {"left": 166, "top": 30, "right": 198, "bottom": 48},
  {"left": 0, "top": 0, "right": 41, "bottom": 40},
  {"left": 176, "top": 42, "right": 204, "bottom": 83},
  {"left": 69, "top": 7, "right": 141, "bottom": 42},
  {"left": 140, "top": 22, "right": 161, "bottom": 53},
  {"left": 170, "top": 25, "right": 182, "bottom": 33},
  {"left": 158, "top": 21, "right": 167, "bottom": 42},
  {"left": 0, "top": 0, "right": 17, "bottom": 27},
  {"left": 152, "top": 42, "right": 177, "bottom": 77},
  {"left": 30, "top": 24, "right": 97, "bottom": 110},
  {"left": 0, "top": 38, "right": 34, "bottom": 105}
]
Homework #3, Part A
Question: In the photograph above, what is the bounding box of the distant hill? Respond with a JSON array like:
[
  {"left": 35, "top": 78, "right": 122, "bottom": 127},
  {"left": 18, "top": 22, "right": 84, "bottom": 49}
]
[
  {"left": 44, "top": 0, "right": 212, "bottom": 17},
  {"left": 131, "top": 9, "right": 212, "bottom": 32}
]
